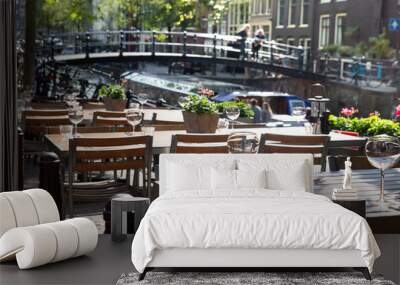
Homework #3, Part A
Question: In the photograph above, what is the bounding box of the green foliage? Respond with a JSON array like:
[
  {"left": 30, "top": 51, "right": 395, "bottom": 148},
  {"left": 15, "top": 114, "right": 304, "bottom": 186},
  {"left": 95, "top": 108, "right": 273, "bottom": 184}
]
[
  {"left": 39, "top": 0, "right": 95, "bottom": 31},
  {"left": 321, "top": 44, "right": 355, "bottom": 57},
  {"left": 99, "top": 84, "right": 127, "bottom": 100},
  {"left": 182, "top": 95, "right": 218, "bottom": 115},
  {"left": 368, "top": 33, "right": 395, "bottom": 59},
  {"left": 216, "top": 101, "right": 254, "bottom": 118},
  {"left": 329, "top": 115, "right": 400, "bottom": 137}
]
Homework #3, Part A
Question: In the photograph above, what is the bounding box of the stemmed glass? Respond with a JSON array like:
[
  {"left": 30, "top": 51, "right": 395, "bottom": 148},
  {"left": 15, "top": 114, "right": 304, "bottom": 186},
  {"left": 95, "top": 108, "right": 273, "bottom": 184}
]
[
  {"left": 225, "top": 106, "right": 240, "bottom": 129},
  {"left": 137, "top": 93, "right": 149, "bottom": 109},
  {"left": 291, "top": 106, "right": 306, "bottom": 125},
  {"left": 126, "top": 109, "right": 143, "bottom": 136},
  {"left": 68, "top": 106, "right": 84, "bottom": 138},
  {"left": 365, "top": 135, "right": 400, "bottom": 211}
]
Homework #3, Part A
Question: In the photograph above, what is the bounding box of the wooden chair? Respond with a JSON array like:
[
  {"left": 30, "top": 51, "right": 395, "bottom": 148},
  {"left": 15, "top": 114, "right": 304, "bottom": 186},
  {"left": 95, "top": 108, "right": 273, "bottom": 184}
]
[
  {"left": 152, "top": 124, "right": 186, "bottom": 131},
  {"left": 82, "top": 102, "right": 105, "bottom": 110},
  {"left": 258, "top": 133, "right": 330, "bottom": 172},
  {"left": 93, "top": 111, "right": 130, "bottom": 127},
  {"left": 327, "top": 139, "right": 367, "bottom": 156},
  {"left": 170, "top": 134, "right": 229, "bottom": 153},
  {"left": 66, "top": 136, "right": 153, "bottom": 217},
  {"left": 47, "top": 125, "right": 133, "bottom": 135}
]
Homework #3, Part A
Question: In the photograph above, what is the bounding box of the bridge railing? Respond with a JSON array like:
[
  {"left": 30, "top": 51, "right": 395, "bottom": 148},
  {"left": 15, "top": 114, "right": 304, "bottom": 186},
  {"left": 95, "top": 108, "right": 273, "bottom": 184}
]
[
  {"left": 39, "top": 30, "right": 310, "bottom": 72},
  {"left": 315, "top": 55, "right": 397, "bottom": 87}
]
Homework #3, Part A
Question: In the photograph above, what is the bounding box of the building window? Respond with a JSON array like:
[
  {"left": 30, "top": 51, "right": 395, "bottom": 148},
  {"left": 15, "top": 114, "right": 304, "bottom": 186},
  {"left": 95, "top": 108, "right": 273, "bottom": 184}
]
[
  {"left": 275, "top": 38, "right": 284, "bottom": 44},
  {"left": 263, "top": 25, "right": 271, "bottom": 40},
  {"left": 319, "top": 15, "right": 330, "bottom": 48},
  {"left": 276, "top": 0, "right": 285, "bottom": 27},
  {"left": 320, "top": 0, "right": 331, "bottom": 3},
  {"left": 300, "top": 0, "right": 309, "bottom": 26},
  {"left": 335, "top": 13, "right": 346, "bottom": 45},
  {"left": 228, "top": 1, "right": 250, "bottom": 35},
  {"left": 288, "top": 0, "right": 297, "bottom": 27}
]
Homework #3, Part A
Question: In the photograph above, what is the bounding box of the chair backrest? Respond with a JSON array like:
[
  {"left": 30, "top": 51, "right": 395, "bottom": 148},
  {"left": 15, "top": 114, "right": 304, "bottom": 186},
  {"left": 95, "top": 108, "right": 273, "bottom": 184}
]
[
  {"left": 259, "top": 133, "right": 330, "bottom": 171},
  {"left": 69, "top": 136, "right": 153, "bottom": 177},
  {"left": 93, "top": 111, "right": 130, "bottom": 127},
  {"left": 22, "top": 110, "right": 69, "bottom": 119},
  {"left": 47, "top": 125, "right": 133, "bottom": 134},
  {"left": 152, "top": 124, "right": 186, "bottom": 131},
  {"left": 170, "top": 134, "right": 229, "bottom": 153},
  {"left": 327, "top": 139, "right": 366, "bottom": 156},
  {"left": 0, "top": 189, "right": 60, "bottom": 237},
  {"left": 82, "top": 102, "right": 105, "bottom": 110},
  {"left": 22, "top": 110, "right": 71, "bottom": 136}
]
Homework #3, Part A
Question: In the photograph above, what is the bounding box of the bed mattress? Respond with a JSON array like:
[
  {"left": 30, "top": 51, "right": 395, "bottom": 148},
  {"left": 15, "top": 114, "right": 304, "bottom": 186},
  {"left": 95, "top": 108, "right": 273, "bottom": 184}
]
[{"left": 131, "top": 190, "right": 380, "bottom": 273}]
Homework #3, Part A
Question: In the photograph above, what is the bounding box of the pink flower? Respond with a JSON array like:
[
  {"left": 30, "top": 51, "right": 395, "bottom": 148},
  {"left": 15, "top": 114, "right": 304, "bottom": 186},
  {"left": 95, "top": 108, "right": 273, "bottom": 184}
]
[
  {"left": 340, "top": 107, "right": 358, "bottom": 117},
  {"left": 395, "top": 105, "right": 400, "bottom": 118}
]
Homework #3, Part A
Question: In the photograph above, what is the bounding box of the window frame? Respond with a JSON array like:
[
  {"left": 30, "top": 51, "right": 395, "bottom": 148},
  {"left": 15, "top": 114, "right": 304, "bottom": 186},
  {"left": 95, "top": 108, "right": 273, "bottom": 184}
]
[
  {"left": 276, "top": 0, "right": 285, "bottom": 28},
  {"left": 334, "top": 13, "right": 346, "bottom": 45},
  {"left": 288, "top": 0, "right": 297, "bottom": 28},
  {"left": 300, "top": 0, "right": 309, "bottom": 27},
  {"left": 319, "top": 14, "right": 330, "bottom": 49}
]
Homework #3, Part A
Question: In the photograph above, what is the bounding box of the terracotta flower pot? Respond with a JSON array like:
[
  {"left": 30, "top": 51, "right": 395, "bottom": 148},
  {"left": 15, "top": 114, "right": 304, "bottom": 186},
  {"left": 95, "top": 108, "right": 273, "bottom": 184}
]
[
  {"left": 103, "top": 97, "right": 127, "bottom": 111},
  {"left": 182, "top": 111, "right": 219, "bottom": 133}
]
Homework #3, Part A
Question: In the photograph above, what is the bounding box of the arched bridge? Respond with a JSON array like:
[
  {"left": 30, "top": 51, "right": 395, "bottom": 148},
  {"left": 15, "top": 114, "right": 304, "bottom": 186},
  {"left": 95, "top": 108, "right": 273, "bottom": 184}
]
[{"left": 43, "top": 30, "right": 325, "bottom": 80}]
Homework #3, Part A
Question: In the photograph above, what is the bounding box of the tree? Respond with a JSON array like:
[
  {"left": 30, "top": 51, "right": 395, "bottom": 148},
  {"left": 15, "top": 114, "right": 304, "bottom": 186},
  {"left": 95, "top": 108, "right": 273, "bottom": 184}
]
[
  {"left": 38, "top": 0, "right": 95, "bottom": 32},
  {"left": 97, "top": 0, "right": 139, "bottom": 30}
]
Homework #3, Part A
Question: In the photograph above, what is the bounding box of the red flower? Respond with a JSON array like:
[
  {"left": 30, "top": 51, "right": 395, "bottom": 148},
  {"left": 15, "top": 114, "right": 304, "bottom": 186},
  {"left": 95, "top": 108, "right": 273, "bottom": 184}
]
[{"left": 395, "top": 105, "right": 400, "bottom": 118}]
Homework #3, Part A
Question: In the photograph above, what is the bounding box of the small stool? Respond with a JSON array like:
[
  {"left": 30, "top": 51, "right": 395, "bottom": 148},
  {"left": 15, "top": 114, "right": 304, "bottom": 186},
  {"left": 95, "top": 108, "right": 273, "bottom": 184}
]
[{"left": 111, "top": 194, "right": 150, "bottom": 242}]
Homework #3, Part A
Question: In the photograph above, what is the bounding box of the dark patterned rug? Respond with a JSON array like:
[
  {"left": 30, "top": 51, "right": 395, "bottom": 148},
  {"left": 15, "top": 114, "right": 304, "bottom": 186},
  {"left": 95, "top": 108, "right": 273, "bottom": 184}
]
[{"left": 116, "top": 272, "right": 396, "bottom": 285}]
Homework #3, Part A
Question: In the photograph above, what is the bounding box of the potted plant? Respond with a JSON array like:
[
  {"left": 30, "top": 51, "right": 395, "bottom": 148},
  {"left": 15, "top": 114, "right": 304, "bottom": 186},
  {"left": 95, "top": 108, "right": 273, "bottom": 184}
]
[
  {"left": 99, "top": 84, "right": 127, "bottom": 111},
  {"left": 181, "top": 94, "right": 219, "bottom": 133}
]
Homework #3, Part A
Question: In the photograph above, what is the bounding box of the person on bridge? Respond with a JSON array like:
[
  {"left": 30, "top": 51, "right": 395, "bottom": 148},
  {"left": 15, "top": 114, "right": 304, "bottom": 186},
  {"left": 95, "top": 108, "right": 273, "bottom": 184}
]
[
  {"left": 251, "top": 29, "right": 265, "bottom": 60},
  {"left": 236, "top": 24, "right": 250, "bottom": 60}
]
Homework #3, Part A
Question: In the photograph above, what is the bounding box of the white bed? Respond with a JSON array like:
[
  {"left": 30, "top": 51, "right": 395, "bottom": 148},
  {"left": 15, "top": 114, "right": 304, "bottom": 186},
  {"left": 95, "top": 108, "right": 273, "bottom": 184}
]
[{"left": 131, "top": 154, "right": 380, "bottom": 280}]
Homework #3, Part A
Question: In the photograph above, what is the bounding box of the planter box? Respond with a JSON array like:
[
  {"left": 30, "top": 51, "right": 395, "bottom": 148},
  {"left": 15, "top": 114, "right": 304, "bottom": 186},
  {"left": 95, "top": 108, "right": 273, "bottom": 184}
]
[
  {"left": 182, "top": 111, "right": 219, "bottom": 133},
  {"left": 104, "top": 97, "right": 127, "bottom": 111}
]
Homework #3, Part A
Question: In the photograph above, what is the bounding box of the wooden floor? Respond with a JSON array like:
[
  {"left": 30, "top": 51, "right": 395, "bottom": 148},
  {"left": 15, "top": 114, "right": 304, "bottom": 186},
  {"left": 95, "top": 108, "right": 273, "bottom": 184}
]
[{"left": 0, "top": 235, "right": 134, "bottom": 285}]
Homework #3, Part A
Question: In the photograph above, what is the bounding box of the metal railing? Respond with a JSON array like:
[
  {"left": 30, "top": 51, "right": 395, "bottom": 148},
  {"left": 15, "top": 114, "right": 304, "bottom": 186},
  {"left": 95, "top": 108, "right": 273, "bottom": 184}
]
[
  {"left": 314, "top": 55, "right": 398, "bottom": 88},
  {"left": 38, "top": 30, "right": 310, "bottom": 72}
]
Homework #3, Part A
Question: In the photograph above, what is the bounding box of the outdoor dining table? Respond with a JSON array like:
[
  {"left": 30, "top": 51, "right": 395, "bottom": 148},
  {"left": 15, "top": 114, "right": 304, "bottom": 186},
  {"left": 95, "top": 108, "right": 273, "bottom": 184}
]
[
  {"left": 314, "top": 168, "right": 400, "bottom": 234},
  {"left": 45, "top": 127, "right": 365, "bottom": 159}
]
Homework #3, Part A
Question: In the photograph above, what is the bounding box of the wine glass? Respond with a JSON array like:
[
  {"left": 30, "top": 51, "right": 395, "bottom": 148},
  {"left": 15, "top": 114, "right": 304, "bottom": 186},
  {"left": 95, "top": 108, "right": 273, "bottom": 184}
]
[
  {"left": 68, "top": 106, "right": 84, "bottom": 138},
  {"left": 365, "top": 135, "right": 400, "bottom": 211},
  {"left": 225, "top": 106, "right": 240, "bottom": 129},
  {"left": 137, "top": 93, "right": 149, "bottom": 109},
  {"left": 291, "top": 106, "right": 306, "bottom": 125},
  {"left": 129, "top": 102, "right": 141, "bottom": 111},
  {"left": 227, "top": 132, "right": 259, "bottom": 153},
  {"left": 126, "top": 109, "right": 143, "bottom": 136}
]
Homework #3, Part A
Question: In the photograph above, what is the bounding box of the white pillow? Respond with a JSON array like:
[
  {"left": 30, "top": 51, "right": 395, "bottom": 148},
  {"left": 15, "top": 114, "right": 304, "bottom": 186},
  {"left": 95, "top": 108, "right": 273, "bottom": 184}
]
[
  {"left": 266, "top": 161, "right": 307, "bottom": 192},
  {"left": 237, "top": 156, "right": 311, "bottom": 192},
  {"left": 236, "top": 169, "right": 267, "bottom": 189},
  {"left": 211, "top": 168, "right": 237, "bottom": 191},
  {"left": 168, "top": 163, "right": 211, "bottom": 191}
]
